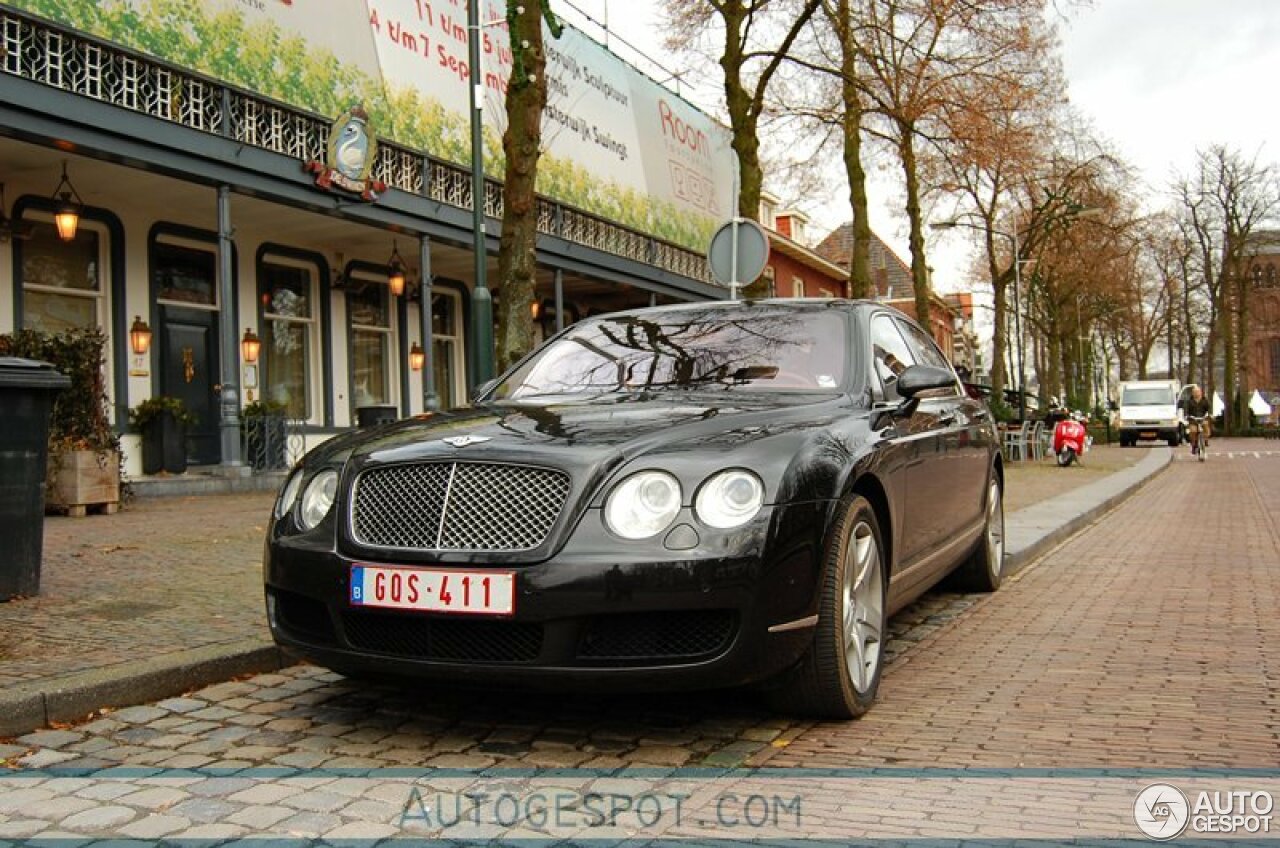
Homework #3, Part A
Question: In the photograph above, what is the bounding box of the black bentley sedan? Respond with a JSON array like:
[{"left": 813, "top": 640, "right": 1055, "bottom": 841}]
[{"left": 264, "top": 300, "right": 1003, "bottom": 718}]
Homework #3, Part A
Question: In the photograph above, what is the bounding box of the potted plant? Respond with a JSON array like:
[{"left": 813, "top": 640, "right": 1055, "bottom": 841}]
[
  {"left": 129, "top": 396, "right": 196, "bottom": 475},
  {"left": 242, "top": 399, "right": 289, "bottom": 471},
  {"left": 0, "top": 327, "right": 121, "bottom": 515}
]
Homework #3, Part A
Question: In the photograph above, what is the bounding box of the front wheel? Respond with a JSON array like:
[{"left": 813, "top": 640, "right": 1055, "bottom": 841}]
[
  {"left": 770, "top": 495, "right": 887, "bottom": 719},
  {"left": 1198, "top": 433, "right": 1207, "bottom": 462},
  {"left": 1056, "top": 447, "right": 1076, "bottom": 467}
]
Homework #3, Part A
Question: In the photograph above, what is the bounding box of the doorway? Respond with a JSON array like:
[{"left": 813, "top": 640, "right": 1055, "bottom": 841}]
[{"left": 154, "top": 241, "right": 222, "bottom": 466}]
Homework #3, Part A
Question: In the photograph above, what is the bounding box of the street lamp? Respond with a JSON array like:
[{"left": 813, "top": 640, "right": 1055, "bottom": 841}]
[{"left": 465, "top": 5, "right": 519, "bottom": 389}]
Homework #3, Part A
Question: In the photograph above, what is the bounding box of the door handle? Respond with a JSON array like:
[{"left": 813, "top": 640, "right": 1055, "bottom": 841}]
[{"left": 213, "top": 383, "right": 222, "bottom": 395}]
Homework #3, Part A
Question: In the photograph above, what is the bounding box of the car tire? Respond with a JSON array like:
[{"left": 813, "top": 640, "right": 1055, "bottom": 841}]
[
  {"left": 770, "top": 494, "right": 887, "bottom": 720},
  {"left": 1167, "top": 436, "right": 1178, "bottom": 448},
  {"left": 953, "top": 473, "right": 1004, "bottom": 592}
]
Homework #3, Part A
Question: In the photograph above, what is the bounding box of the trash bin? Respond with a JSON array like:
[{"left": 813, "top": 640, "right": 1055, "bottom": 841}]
[
  {"left": 0, "top": 357, "right": 71, "bottom": 600},
  {"left": 355, "top": 405, "right": 397, "bottom": 428}
]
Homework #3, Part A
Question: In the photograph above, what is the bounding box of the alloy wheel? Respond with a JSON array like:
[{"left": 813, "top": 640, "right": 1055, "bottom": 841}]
[
  {"left": 842, "top": 521, "right": 884, "bottom": 696},
  {"left": 987, "top": 480, "right": 1005, "bottom": 577}
]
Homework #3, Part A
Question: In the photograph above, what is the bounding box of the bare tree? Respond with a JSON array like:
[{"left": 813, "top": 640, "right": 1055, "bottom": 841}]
[
  {"left": 664, "top": 0, "right": 822, "bottom": 295},
  {"left": 1172, "top": 145, "right": 1280, "bottom": 432}
]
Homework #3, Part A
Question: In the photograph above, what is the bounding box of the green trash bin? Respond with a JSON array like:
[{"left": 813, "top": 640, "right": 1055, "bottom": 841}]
[{"left": 0, "top": 357, "right": 71, "bottom": 600}]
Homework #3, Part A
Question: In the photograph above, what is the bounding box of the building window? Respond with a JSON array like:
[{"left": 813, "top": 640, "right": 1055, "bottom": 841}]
[
  {"left": 431, "top": 289, "right": 464, "bottom": 409},
  {"left": 21, "top": 219, "right": 104, "bottom": 332},
  {"left": 348, "top": 277, "right": 393, "bottom": 408},
  {"left": 1271, "top": 339, "right": 1280, "bottom": 385},
  {"left": 259, "top": 260, "right": 316, "bottom": 419},
  {"left": 794, "top": 278, "right": 805, "bottom": 298},
  {"left": 154, "top": 241, "right": 217, "bottom": 308},
  {"left": 762, "top": 266, "right": 776, "bottom": 297}
]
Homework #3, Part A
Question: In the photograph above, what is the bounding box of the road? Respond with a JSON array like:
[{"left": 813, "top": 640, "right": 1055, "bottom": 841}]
[{"left": 2, "top": 442, "right": 1278, "bottom": 842}]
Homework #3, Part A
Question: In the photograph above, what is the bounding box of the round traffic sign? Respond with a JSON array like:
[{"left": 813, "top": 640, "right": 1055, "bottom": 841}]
[{"left": 707, "top": 218, "right": 770, "bottom": 295}]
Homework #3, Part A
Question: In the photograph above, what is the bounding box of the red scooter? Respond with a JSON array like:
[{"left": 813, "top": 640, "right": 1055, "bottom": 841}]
[{"left": 1049, "top": 406, "right": 1091, "bottom": 467}]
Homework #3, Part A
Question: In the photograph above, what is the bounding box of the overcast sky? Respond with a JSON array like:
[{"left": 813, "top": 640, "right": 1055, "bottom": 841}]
[{"left": 555, "top": 0, "right": 1280, "bottom": 290}]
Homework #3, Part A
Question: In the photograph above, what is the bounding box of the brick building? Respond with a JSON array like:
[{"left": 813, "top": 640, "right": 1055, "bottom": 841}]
[{"left": 1244, "top": 231, "right": 1280, "bottom": 421}]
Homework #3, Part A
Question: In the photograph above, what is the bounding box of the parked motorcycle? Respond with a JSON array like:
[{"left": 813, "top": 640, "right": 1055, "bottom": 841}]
[{"left": 1049, "top": 405, "right": 1092, "bottom": 467}]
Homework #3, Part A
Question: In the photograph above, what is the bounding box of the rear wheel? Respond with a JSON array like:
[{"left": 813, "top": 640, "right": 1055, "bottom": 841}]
[
  {"left": 770, "top": 495, "right": 887, "bottom": 720},
  {"left": 1056, "top": 447, "right": 1076, "bottom": 467},
  {"left": 954, "top": 474, "right": 1005, "bottom": 592}
]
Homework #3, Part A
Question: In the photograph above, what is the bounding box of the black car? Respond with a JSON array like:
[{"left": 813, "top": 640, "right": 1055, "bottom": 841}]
[{"left": 264, "top": 300, "right": 1004, "bottom": 718}]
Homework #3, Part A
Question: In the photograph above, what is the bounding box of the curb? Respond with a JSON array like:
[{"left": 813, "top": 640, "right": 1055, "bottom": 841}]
[
  {"left": 0, "top": 638, "right": 291, "bottom": 738},
  {"left": 1003, "top": 445, "right": 1172, "bottom": 577}
]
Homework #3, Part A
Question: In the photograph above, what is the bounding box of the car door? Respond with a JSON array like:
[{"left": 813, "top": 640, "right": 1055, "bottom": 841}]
[
  {"left": 868, "top": 314, "right": 941, "bottom": 580},
  {"left": 896, "top": 318, "right": 988, "bottom": 537}
]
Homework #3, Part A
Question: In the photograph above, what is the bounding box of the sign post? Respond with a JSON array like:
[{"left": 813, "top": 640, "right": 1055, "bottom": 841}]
[{"left": 707, "top": 218, "right": 770, "bottom": 300}]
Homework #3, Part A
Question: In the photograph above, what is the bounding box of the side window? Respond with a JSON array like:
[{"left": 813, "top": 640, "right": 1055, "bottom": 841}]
[
  {"left": 870, "top": 315, "right": 917, "bottom": 400},
  {"left": 898, "top": 319, "right": 959, "bottom": 396}
]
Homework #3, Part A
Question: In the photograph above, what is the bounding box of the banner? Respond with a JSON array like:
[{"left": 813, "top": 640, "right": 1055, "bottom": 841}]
[{"left": 13, "top": 0, "right": 735, "bottom": 250}]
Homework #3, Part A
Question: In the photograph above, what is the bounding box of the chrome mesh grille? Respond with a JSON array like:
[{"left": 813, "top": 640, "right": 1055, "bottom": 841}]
[{"left": 352, "top": 462, "right": 570, "bottom": 552}]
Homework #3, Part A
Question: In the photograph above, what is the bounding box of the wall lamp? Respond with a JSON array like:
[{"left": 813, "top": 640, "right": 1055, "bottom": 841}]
[
  {"left": 129, "top": 316, "right": 152, "bottom": 355},
  {"left": 241, "top": 327, "right": 262, "bottom": 363}
]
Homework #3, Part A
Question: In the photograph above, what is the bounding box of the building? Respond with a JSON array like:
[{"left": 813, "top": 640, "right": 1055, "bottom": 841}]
[
  {"left": 1244, "top": 232, "right": 1280, "bottom": 415},
  {"left": 756, "top": 195, "right": 848, "bottom": 298},
  {"left": 0, "top": 2, "right": 733, "bottom": 476},
  {"left": 815, "top": 222, "right": 959, "bottom": 360}
]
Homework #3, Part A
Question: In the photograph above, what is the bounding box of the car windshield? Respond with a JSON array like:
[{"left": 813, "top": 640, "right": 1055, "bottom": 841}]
[
  {"left": 1122, "top": 387, "right": 1174, "bottom": 406},
  {"left": 490, "top": 309, "right": 847, "bottom": 399}
]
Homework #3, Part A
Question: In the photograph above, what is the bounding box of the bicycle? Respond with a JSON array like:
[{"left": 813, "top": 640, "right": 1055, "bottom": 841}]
[{"left": 1187, "top": 415, "right": 1209, "bottom": 462}]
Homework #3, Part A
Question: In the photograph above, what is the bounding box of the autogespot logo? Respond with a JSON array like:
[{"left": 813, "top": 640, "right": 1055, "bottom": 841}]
[{"left": 1134, "top": 783, "right": 1190, "bottom": 840}]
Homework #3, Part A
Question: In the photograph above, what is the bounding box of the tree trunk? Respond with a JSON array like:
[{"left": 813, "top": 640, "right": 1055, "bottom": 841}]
[
  {"left": 897, "top": 124, "right": 931, "bottom": 325},
  {"left": 495, "top": 1, "right": 557, "bottom": 373},
  {"left": 988, "top": 232, "right": 1007, "bottom": 398},
  {"left": 835, "top": 0, "right": 872, "bottom": 298}
]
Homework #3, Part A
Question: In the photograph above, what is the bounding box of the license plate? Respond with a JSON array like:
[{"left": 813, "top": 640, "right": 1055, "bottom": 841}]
[
  {"left": 1140, "top": 431, "right": 1157, "bottom": 439},
  {"left": 350, "top": 565, "right": 515, "bottom": 616}
]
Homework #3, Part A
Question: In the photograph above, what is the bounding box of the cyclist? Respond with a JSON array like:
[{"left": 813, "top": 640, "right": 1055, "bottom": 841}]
[{"left": 1183, "top": 384, "right": 1212, "bottom": 455}]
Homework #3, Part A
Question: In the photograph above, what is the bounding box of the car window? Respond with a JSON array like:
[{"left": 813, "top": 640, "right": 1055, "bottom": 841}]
[
  {"left": 897, "top": 319, "right": 959, "bottom": 395},
  {"left": 870, "top": 315, "right": 916, "bottom": 400},
  {"left": 492, "top": 308, "right": 848, "bottom": 399}
]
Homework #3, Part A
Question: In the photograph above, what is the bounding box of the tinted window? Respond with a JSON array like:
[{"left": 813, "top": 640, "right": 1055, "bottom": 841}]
[
  {"left": 870, "top": 315, "right": 916, "bottom": 399},
  {"left": 493, "top": 309, "right": 847, "bottom": 399},
  {"left": 898, "top": 319, "right": 957, "bottom": 394},
  {"left": 1122, "top": 386, "right": 1174, "bottom": 406}
]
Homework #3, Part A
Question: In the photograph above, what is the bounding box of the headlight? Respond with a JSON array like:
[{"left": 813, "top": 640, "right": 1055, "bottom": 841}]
[
  {"left": 604, "top": 471, "right": 682, "bottom": 540},
  {"left": 298, "top": 470, "right": 338, "bottom": 530},
  {"left": 695, "top": 469, "right": 764, "bottom": 529},
  {"left": 276, "top": 469, "right": 304, "bottom": 519}
]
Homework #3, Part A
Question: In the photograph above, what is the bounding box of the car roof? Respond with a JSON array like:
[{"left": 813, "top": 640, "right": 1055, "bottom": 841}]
[{"left": 601, "top": 297, "right": 877, "bottom": 320}]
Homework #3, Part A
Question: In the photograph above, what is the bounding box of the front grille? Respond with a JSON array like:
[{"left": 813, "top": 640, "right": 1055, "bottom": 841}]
[
  {"left": 352, "top": 461, "right": 571, "bottom": 551},
  {"left": 273, "top": 589, "right": 336, "bottom": 646},
  {"left": 577, "top": 611, "right": 737, "bottom": 662},
  {"left": 342, "top": 611, "right": 544, "bottom": 663}
]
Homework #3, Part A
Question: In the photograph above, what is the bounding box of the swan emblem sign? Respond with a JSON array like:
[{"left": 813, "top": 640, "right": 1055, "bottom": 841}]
[{"left": 304, "top": 105, "right": 387, "bottom": 201}]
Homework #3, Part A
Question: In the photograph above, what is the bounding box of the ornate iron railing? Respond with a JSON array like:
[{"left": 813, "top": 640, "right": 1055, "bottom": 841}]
[
  {"left": 242, "top": 414, "right": 306, "bottom": 473},
  {"left": 0, "top": 6, "right": 715, "bottom": 285}
]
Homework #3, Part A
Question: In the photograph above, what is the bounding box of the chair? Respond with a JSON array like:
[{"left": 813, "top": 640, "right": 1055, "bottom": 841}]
[
  {"left": 1002, "top": 420, "right": 1031, "bottom": 461},
  {"left": 1028, "top": 420, "right": 1046, "bottom": 461}
]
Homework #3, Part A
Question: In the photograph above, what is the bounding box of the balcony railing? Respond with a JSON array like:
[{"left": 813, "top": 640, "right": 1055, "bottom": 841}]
[{"left": 0, "top": 6, "right": 715, "bottom": 285}]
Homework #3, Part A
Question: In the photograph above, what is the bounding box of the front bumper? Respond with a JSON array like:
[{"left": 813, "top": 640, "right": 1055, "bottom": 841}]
[
  {"left": 264, "top": 503, "right": 829, "bottom": 691},
  {"left": 1119, "top": 424, "right": 1179, "bottom": 441}
]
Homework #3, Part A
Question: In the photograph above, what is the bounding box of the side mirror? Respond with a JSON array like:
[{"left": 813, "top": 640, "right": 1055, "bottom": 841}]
[{"left": 896, "top": 364, "right": 956, "bottom": 399}]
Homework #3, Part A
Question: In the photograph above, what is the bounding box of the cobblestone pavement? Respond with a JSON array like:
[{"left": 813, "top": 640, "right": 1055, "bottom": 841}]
[
  {"left": 6, "top": 446, "right": 1275, "bottom": 842},
  {"left": 0, "top": 493, "right": 272, "bottom": 689},
  {"left": 1, "top": 443, "right": 1137, "bottom": 697}
]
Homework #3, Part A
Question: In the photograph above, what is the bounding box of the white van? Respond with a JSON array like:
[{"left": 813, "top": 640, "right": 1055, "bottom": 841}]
[{"left": 1115, "top": 379, "right": 1183, "bottom": 447}]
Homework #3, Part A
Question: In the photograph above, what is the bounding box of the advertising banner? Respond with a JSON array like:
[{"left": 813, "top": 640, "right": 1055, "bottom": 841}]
[{"left": 12, "top": 0, "right": 734, "bottom": 250}]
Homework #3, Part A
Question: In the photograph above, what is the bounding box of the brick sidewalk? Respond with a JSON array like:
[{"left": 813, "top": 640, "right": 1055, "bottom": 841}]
[
  {"left": 763, "top": 440, "right": 1280, "bottom": 771},
  {"left": 0, "top": 492, "right": 274, "bottom": 691}
]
